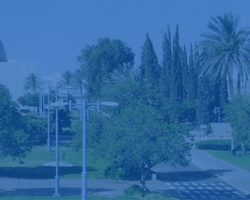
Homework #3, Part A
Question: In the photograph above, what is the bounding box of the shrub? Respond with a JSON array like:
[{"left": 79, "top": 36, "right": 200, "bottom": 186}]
[
  {"left": 196, "top": 140, "right": 231, "bottom": 151},
  {"left": 124, "top": 184, "right": 147, "bottom": 197}
]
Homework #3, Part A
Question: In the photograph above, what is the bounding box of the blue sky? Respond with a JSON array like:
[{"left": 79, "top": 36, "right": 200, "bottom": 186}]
[{"left": 0, "top": 0, "right": 250, "bottom": 97}]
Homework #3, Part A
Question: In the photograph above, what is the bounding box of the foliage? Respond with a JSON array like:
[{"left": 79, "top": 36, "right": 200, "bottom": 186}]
[
  {"left": 0, "top": 84, "right": 31, "bottom": 159},
  {"left": 78, "top": 38, "right": 135, "bottom": 97},
  {"left": 51, "top": 108, "right": 71, "bottom": 135},
  {"left": 124, "top": 184, "right": 148, "bottom": 197},
  {"left": 24, "top": 73, "right": 41, "bottom": 94},
  {"left": 18, "top": 92, "right": 39, "bottom": 108},
  {"left": 24, "top": 116, "right": 47, "bottom": 145},
  {"left": 225, "top": 95, "right": 250, "bottom": 153},
  {"left": 196, "top": 140, "right": 231, "bottom": 151},
  {"left": 140, "top": 34, "right": 160, "bottom": 82},
  {"left": 199, "top": 13, "right": 250, "bottom": 97},
  {"left": 101, "top": 102, "right": 191, "bottom": 181}
]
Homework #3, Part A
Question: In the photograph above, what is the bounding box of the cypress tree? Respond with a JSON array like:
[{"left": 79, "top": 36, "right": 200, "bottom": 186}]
[
  {"left": 160, "top": 28, "right": 172, "bottom": 97},
  {"left": 181, "top": 46, "right": 189, "bottom": 101},
  {"left": 187, "top": 44, "right": 198, "bottom": 101},
  {"left": 197, "top": 76, "right": 215, "bottom": 124},
  {"left": 171, "top": 25, "right": 183, "bottom": 102},
  {"left": 140, "top": 34, "right": 160, "bottom": 82}
]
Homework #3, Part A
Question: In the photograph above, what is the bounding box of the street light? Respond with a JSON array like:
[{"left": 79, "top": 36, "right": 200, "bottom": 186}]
[
  {"left": 54, "top": 85, "right": 60, "bottom": 197},
  {"left": 80, "top": 97, "right": 118, "bottom": 200},
  {"left": 47, "top": 83, "right": 51, "bottom": 151},
  {"left": 50, "top": 83, "right": 118, "bottom": 200}
]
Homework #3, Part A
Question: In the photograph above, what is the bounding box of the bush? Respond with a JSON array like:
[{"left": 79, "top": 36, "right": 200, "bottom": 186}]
[
  {"left": 124, "top": 184, "right": 147, "bottom": 197},
  {"left": 25, "top": 116, "right": 47, "bottom": 145},
  {"left": 196, "top": 140, "right": 231, "bottom": 151},
  {"left": 104, "top": 162, "right": 125, "bottom": 180}
]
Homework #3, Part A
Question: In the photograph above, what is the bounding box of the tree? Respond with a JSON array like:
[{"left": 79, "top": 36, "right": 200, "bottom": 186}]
[
  {"left": 139, "top": 34, "right": 160, "bottom": 83},
  {"left": 60, "top": 70, "right": 74, "bottom": 103},
  {"left": 225, "top": 95, "right": 250, "bottom": 154},
  {"left": 78, "top": 38, "right": 134, "bottom": 97},
  {"left": 171, "top": 26, "right": 183, "bottom": 102},
  {"left": 24, "top": 73, "right": 41, "bottom": 94},
  {"left": 199, "top": 13, "right": 250, "bottom": 152},
  {"left": 101, "top": 102, "right": 191, "bottom": 195},
  {"left": 187, "top": 44, "right": 198, "bottom": 101},
  {"left": 18, "top": 93, "right": 39, "bottom": 109},
  {"left": 73, "top": 68, "right": 86, "bottom": 99},
  {"left": 199, "top": 13, "right": 250, "bottom": 98},
  {"left": 160, "top": 28, "right": 172, "bottom": 97},
  {"left": 0, "top": 84, "right": 31, "bottom": 159}
]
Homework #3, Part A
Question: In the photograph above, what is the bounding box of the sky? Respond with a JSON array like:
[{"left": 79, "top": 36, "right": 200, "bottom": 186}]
[{"left": 0, "top": 0, "right": 250, "bottom": 98}]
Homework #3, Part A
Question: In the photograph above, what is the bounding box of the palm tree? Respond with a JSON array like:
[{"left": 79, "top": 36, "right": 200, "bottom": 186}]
[
  {"left": 23, "top": 73, "right": 41, "bottom": 113},
  {"left": 199, "top": 13, "right": 250, "bottom": 154},
  {"left": 199, "top": 13, "right": 250, "bottom": 98},
  {"left": 73, "top": 69, "right": 87, "bottom": 99},
  {"left": 24, "top": 73, "right": 41, "bottom": 94},
  {"left": 60, "top": 70, "right": 73, "bottom": 103}
]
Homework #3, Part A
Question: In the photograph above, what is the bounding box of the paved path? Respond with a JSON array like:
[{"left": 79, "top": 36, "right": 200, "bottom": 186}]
[
  {"left": 191, "top": 149, "right": 250, "bottom": 195},
  {"left": 0, "top": 178, "right": 248, "bottom": 200}
]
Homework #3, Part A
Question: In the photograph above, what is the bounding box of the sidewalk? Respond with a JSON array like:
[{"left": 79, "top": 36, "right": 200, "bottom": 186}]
[{"left": 191, "top": 149, "right": 250, "bottom": 195}]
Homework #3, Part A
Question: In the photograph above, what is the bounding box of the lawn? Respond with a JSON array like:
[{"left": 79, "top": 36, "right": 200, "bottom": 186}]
[
  {"left": 0, "top": 146, "right": 110, "bottom": 179},
  {"left": 207, "top": 150, "right": 250, "bottom": 171},
  {"left": 0, "top": 194, "right": 177, "bottom": 200}
]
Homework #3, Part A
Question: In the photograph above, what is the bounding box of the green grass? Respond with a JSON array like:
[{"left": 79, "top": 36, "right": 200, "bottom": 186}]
[
  {"left": 0, "top": 194, "right": 177, "bottom": 200},
  {"left": 0, "top": 146, "right": 110, "bottom": 179},
  {"left": 207, "top": 150, "right": 250, "bottom": 171}
]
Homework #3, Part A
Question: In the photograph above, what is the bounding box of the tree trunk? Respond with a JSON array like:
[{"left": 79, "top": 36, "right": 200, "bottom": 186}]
[
  {"left": 227, "top": 74, "right": 236, "bottom": 155},
  {"left": 241, "top": 142, "right": 246, "bottom": 155},
  {"left": 231, "top": 137, "right": 236, "bottom": 155},
  {"left": 140, "top": 172, "right": 146, "bottom": 197}
]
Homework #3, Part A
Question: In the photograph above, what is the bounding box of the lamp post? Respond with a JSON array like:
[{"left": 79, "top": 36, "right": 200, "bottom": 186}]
[
  {"left": 82, "top": 98, "right": 87, "bottom": 200},
  {"left": 47, "top": 83, "right": 51, "bottom": 151},
  {"left": 54, "top": 84, "right": 118, "bottom": 200},
  {"left": 80, "top": 98, "right": 118, "bottom": 200},
  {"left": 54, "top": 85, "right": 60, "bottom": 197}
]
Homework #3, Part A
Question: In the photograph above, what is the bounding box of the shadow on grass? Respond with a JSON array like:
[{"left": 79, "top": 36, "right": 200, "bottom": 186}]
[
  {"left": 0, "top": 166, "right": 96, "bottom": 179},
  {"left": 0, "top": 187, "right": 111, "bottom": 197},
  {"left": 157, "top": 169, "right": 231, "bottom": 182}
]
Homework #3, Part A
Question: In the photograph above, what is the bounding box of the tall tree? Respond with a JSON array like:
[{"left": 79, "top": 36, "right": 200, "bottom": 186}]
[
  {"left": 24, "top": 73, "right": 41, "bottom": 94},
  {"left": 78, "top": 38, "right": 134, "bottom": 98},
  {"left": 187, "top": 44, "right": 198, "bottom": 101},
  {"left": 160, "top": 28, "right": 172, "bottom": 97},
  {"left": 140, "top": 34, "right": 160, "bottom": 82},
  {"left": 199, "top": 13, "right": 250, "bottom": 98},
  {"left": 171, "top": 26, "right": 183, "bottom": 102},
  {"left": 0, "top": 84, "right": 31, "bottom": 159},
  {"left": 60, "top": 70, "right": 74, "bottom": 103},
  {"left": 199, "top": 13, "right": 250, "bottom": 153},
  {"left": 197, "top": 76, "right": 215, "bottom": 124}
]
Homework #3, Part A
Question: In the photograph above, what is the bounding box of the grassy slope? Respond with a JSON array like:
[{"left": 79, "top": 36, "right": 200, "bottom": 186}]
[
  {"left": 0, "top": 146, "right": 110, "bottom": 179},
  {"left": 207, "top": 150, "right": 250, "bottom": 171},
  {"left": 0, "top": 194, "right": 177, "bottom": 200}
]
